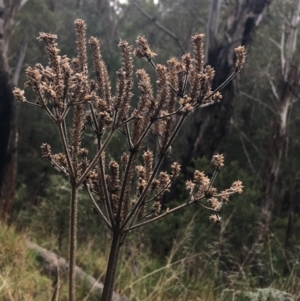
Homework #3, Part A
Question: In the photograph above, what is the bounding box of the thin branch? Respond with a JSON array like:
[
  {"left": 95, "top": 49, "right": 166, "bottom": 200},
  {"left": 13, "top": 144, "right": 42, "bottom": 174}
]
[
  {"left": 154, "top": 108, "right": 182, "bottom": 121},
  {"left": 125, "top": 123, "right": 134, "bottom": 150},
  {"left": 145, "top": 180, "right": 172, "bottom": 204},
  {"left": 239, "top": 133, "right": 261, "bottom": 177},
  {"left": 231, "top": 120, "right": 263, "bottom": 158},
  {"left": 85, "top": 184, "right": 112, "bottom": 230},
  {"left": 97, "top": 139, "right": 115, "bottom": 227},
  {"left": 77, "top": 129, "right": 115, "bottom": 185},
  {"left": 58, "top": 123, "right": 75, "bottom": 178},
  {"left": 203, "top": 71, "right": 237, "bottom": 102},
  {"left": 59, "top": 105, "right": 70, "bottom": 122},
  {"left": 240, "top": 91, "right": 275, "bottom": 113},
  {"left": 131, "top": 0, "right": 185, "bottom": 54},
  {"left": 36, "top": 87, "right": 57, "bottom": 122},
  {"left": 50, "top": 159, "right": 69, "bottom": 176},
  {"left": 118, "top": 116, "right": 135, "bottom": 127},
  {"left": 23, "top": 100, "right": 42, "bottom": 108},
  {"left": 125, "top": 194, "right": 207, "bottom": 232},
  {"left": 89, "top": 103, "right": 99, "bottom": 132},
  {"left": 116, "top": 150, "right": 136, "bottom": 223},
  {"left": 122, "top": 114, "right": 187, "bottom": 230}
]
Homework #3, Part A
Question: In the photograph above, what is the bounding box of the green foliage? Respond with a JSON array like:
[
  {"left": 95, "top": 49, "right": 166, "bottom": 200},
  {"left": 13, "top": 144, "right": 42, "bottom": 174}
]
[{"left": 24, "top": 175, "right": 108, "bottom": 253}]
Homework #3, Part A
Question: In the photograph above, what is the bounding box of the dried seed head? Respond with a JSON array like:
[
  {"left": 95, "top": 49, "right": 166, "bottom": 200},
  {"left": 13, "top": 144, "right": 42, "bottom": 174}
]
[
  {"left": 80, "top": 148, "right": 89, "bottom": 157},
  {"left": 13, "top": 88, "right": 27, "bottom": 103},
  {"left": 143, "top": 150, "right": 154, "bottom": 181},
  {"left": 152, "top": 200, "right": 161, "bottom": 217},
  {"left": 208, "top": 198, "right": 222, "bottom": 211},
  {"left": 193, "top": 170, "right": 209, "bottom": 186},
  {"left": 182, "top": 53, "right": 192, "bottom": 73},
  {"left": 159, "top": 172, "right": 170, "bottom": 186},
  {"left": 89, "top": 170, "right": 98, "bottom": 181},
  {"left": 220, "top": 190, "right": 230, "bottom": 203},
  {"left": 137, "top": 178, "right": 147, "bottom": 196},
  {"left": 186, "top": 180, "right": 195, "bottom": 192},
  {"left": 209, "top": 214, "right": 222, "bottom": 224},
  {"left": 204, "top": 187, "right": 216, "bottom": 198},
  {"left": 40, "top": 143, "right": 52, "bottom": 158},
  {"left": 134, "top": 36, "right": 157, "bottom": 60},
  {"left": 98, "top": 111, "right": 113, "bottom": 126},
  {"left": 74, "top": 19, "right": 88, "bottom": 74},
  {"left": 121, "top": 153, "right": 129, "bottom": 169},
  {"left": 136, "top": 165, "right": 145, "bottom": 179},
  {"left": 89, "top": 36, "right": 110, "bottom": 101},
  {"left": 235, "top": 46, "right": 246, "bottom": 72},
  {"left": 53, "top": 153, "right": 68, "bottom": 167},
  {"left": 191, "top": 33, "right": 205, "bottom": 73},
  {"left": 171, "top": 162, "right": 181, "bottom": 178},
  {"left": 231, "top": 180, "right": 244, "bottom": 194},
  {"left": 109, "top": 160, "right": 119, "bottom": 176},
  {"left": 151, "top": 179, "right": 160, "bottom": 191},
  {"left": 213, "top": 153, "right": 224, "bottom": 169},
  {"left": 212, "top": 91, "right": 222, "bottom": 102},
  {"left": 25, "top": 66, "right": 42, "bottom": 86}
]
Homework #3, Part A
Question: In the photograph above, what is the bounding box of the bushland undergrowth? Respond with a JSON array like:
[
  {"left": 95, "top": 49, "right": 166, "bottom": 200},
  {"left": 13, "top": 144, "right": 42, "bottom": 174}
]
[{"left": 14, "top": 19, "right": 245, "bottom": 301}]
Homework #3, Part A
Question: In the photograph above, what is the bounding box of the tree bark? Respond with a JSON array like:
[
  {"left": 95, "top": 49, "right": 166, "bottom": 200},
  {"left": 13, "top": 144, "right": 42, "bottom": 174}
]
[
  {"left": 182, "top": 0, "right": 272, "bottom": 168},
  {"left": 260, "top": 0, "right": 300, "bottom": 238}
]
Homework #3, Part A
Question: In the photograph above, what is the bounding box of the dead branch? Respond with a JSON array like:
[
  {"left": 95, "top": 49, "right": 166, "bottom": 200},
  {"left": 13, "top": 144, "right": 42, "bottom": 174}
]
[{"left": 27, "top": 241, "right": 129, "bottom": 301}]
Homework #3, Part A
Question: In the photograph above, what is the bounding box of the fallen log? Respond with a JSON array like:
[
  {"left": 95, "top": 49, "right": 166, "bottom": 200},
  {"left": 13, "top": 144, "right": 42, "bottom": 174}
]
[{"left": 27, "top": 241, "right": 129, "bottom": 301}]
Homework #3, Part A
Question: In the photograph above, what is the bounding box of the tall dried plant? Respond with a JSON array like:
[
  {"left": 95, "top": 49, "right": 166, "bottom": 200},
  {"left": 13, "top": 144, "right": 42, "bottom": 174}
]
[{"left": 14, "top": 19, "right": 245, "bottom": 301}]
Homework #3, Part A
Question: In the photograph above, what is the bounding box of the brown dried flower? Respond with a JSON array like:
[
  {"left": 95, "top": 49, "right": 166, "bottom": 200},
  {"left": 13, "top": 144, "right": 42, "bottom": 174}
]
[
  {"left": 231, "top": 180, "right": 244, "bottom": 194},
  {"left": 13, "top": 88, "right": 26, "bottom": 103},
  {"left": 208, "top": 198, "right": 223, "bottom": 211},
  {"left": 40, "top": 143, "right": 52, "bottom": 159},
  {"left": 213, "top": 153, "right": 224, "bottom": 169},
  {"left": 134, "top": 36, "right": 157, "bottom": 60},
  {"left": 235, "top": 46, "right": 246, "bottom": 72},
  {"left": 209, "top": 214, "right": 222, "bottom": 224}
]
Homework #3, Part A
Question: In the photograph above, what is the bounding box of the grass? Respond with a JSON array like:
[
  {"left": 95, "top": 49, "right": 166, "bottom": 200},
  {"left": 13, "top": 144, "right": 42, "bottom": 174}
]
[
  {"left": 0, "top": 221, "right": 299, "bottom": 301},
  {"left": 0, "top": 224, "right": 52, "bottom": 301}
]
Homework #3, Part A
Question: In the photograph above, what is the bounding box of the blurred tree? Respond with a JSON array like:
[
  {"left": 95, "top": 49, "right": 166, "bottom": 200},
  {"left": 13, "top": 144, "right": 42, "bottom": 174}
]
[
  {"left": 0, "top": 0, "right": 28, "bottom": 221},
  {"left": 182, "top": 0, "right": 273, "bottom": 167},
  {"left": 255, "top": 0, "right": 300, "bottom": 254}
]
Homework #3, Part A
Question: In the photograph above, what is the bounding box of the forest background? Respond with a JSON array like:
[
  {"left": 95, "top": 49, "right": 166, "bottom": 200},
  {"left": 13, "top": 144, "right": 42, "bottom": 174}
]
[{"left": 0, "top": 0, "right": 300, "bottom": 300}]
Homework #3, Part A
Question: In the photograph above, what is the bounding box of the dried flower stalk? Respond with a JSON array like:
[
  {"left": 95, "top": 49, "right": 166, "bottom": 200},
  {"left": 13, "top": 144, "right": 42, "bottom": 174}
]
[{"left": 14, "top": 19, "right": 245, "bottom": 301}]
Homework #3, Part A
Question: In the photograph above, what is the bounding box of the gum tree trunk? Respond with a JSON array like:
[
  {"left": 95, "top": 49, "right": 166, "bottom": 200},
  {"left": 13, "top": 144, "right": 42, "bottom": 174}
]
[
  {"left": 182, "top": 0, "right": 272, "bottom": 166},
  {"left": 261, "top": 0, "right": 300, "bottom": 238}
]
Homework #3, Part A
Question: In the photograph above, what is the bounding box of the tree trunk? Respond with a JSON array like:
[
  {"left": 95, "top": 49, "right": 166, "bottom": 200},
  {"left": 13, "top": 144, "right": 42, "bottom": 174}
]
[
  {"left": 0, "top": 0, "right": 17, "bottom": 221},
  {"left": 0, "top": 72, "right": 17, "bottom": 221},
  {"left": 0, "top": 0, "right": 27, "bottom": 221},
  {"left": 260, "top": 0, "right": 300, "bottom": 238},
  {"left": 182, "top": 0, "right": 272, "bottom": 168}
]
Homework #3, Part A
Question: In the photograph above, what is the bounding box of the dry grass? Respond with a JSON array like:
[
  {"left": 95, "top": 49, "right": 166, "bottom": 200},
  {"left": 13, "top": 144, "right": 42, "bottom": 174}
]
[
  {"left": 1, "top": 222, "right": 299, "bottom": 301},
  {"left": 0, "top": 224, "right": 52, "bottom": 301}
]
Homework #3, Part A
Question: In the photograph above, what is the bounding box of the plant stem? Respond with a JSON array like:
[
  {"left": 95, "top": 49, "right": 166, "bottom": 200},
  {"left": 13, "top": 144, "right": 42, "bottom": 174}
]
[
  {"left": 101, "top": 228, "right": 122, "bottom": 301},
  {"left": 69, "top": 180, "right": 78, "bottom": 301}
]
